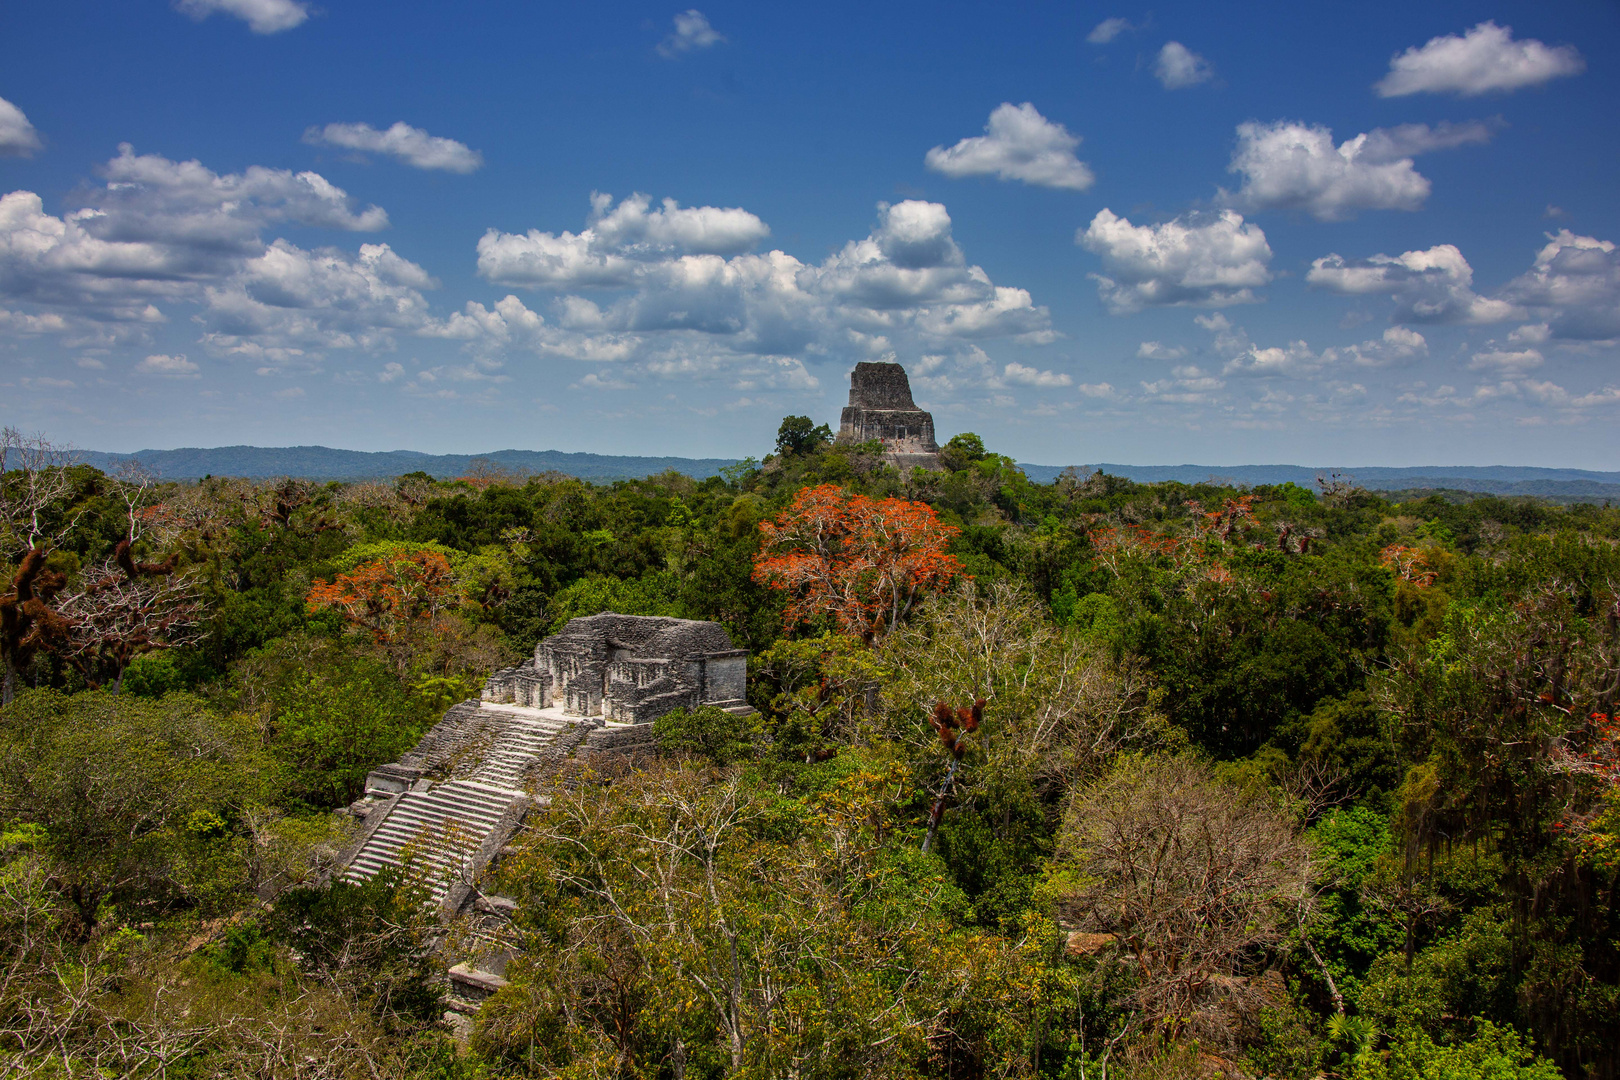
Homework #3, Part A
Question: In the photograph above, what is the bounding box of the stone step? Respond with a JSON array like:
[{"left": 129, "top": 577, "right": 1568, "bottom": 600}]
[
  {"left": 340, "top": 707, "right": 580, "bottom": 900},
  {"left": 343, "top": 779, "right": 525, "bottom": 896},
  {"left": 463, "top": 716, "right": 570, "bottom": 788}
]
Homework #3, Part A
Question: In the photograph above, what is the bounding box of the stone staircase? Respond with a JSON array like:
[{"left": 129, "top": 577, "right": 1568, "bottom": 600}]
[
  {"left": 463, "top": 707, "right": 572, "bottom": 790},
  {"left": 337, "top": 702, "right": 583, "bottom": 905},
  {"left": 344, "top": 779, "right": 518, "bottom": 899}
]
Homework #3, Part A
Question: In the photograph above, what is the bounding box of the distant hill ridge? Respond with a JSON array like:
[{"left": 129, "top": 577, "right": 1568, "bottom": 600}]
[
  {"left": 73, "top": 445, "right": 742, "bottom": 482},
  {"left": 1016, "top": 463, "right": 1620, "bottom": 503},
  {"left": 70, "top": 445, "right": 1620, "bottom": 503}
]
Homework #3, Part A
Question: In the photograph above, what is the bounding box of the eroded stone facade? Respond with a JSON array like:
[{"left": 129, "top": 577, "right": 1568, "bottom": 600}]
[
  {"left": 835, "top": 361, "right": 941, "bottom": 470},
  {"left": 483, "top": 613, "right": 751, "bottom": 723}
]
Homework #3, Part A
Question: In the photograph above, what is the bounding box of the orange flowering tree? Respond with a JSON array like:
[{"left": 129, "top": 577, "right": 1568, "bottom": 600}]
[
  {"left": 306, "top": 548, "right": 457, "bottom": 647},
  {"left": 1379, "top": 543, "right": 1440, "bottom": 587},
  {"left": 752, "top": 484, "right": 962, "bottom": 642}
]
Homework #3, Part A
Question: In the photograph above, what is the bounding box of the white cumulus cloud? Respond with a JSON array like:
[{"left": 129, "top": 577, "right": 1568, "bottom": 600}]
[
  {"left": 657, "top": 9, "right": 725, "bottom": 57},
  {"left": 1154, "top": 42, "right": 1213, "bottom": 89},
  {"left": 1375, "top": 21, "right": 1584, "bottom": 97},
  {"left": 136, "top": 353, "right": 200, "bottom": 377},
  {"left": 925, "top": 103, "right": 1094, "bottom": 190},
  {"left": 1521, "top": 379, "right": 1620, "bottom": 412},
  {"left": 1307, "top": 244, "right": 1520, "bottom": 324},
  {"left": 998, "top": 362, "right": 1072, "bottom": 387},
  {"left": 303, "top": 122, "right": 484, "bottom": 174},
  {"left": 0, "top": 142, "right": 420, "bottom": 364},
  {"left": 1354, "top": 119, "right": 1498, "bottom": 160},
  {"left": 1136, "top": 341, "right": 1187, "bottom": 361},
  {"left": 198, "top": 240, "right": 437, "bottom": 356},
  {"left": 0, "top": 147, "right": 386, "bottom": 323},
  {"left": 1501, "top": 230, "right": 1620, "bottom": 341},
  {"left": 174, "top": 0, "right": 309, "bottom": 34},
  {"left": 1222, "top": 340, "right": 1318, "bottom": 377},
  {"left": 0, "top": 308, "right": 70, "bottom": 334},
  {"left": 475, "top": 192, "right": 770, "bottom": 289},
  {"left": 475, "top": 228, "right": 636, "bottom": 290},
  {"left": 1468, "top": 346, "right": 1543, "bottom": 373},
  {"left": 1141, "top": 364, "right": 1224, "bottom": 404},
  {"left": 0, "top": 96, "right": 43, "bottom": 157},
  {"left": 588, "top": 191, "right": 770, "bottom": 254},
  {"left": 1227, "top": 120, "right": 1491, "bottom": 221},
  {"left": 473, "top": 197, "right": 1053, "bottom": 381},
  {"left": 1321, "top": 326, "right": 1429, "bottom": 367},
  {"left": 1078, "top": 209, "right": 1272, "bottom": 313}
]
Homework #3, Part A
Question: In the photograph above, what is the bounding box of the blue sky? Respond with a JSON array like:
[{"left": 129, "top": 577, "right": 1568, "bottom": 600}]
[{"left": 2, "top": 1, "right": 1617, "bottom": 466}]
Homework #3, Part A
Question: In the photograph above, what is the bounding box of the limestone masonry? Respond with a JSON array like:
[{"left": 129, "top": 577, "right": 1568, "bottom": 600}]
[
  {"left": 835, "top": 361, "right": 942, "bottom": 471},
  {"left": 331, "top": 612, "right": 753, "bottom": 923},
  {"left": 483, "top": 612, "right": 751, "bottom": 721},
  {"left": 326, "top": 613, "right": 756, "bottom": 1018}
]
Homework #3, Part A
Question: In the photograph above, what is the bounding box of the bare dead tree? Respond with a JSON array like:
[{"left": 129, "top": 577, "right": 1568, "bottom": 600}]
[
  {"left": 51, "top": 560, "right": 204, "bottom": 692},
  {"left": 1278, "top": 755, "right": 1356, "bottom": 823},
  {"left": 882, "top": 580, "right": 1168, "bottom": 794},
  {"left": 1315, "top": 471, "right": 1367, "bottom": 509},
  {"left": 1054, "top": 755, "right": 1313, "bottom": 1048},
  {"left": 0, "top": 428, "right": 84, "bottom": 559},
  {"left": 0, "top": 429, "right": 87, "bottom": 704},
  {"left": 11, "top": 460, "right": 206, "bottom": 693}
]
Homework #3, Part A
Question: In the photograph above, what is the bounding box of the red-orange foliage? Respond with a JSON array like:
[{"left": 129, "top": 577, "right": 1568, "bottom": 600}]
[
  {"left": 1088, "top": 495, "right": 1316, "bottom": 587},
  {"left": 752, "top": 484, "right": 963, "bottom": 641},
  {"left": 1379, "top": 543, "right": 1438, "bottom": 587},
  {"left": 1190, "top": 495, "right": 1256, "bottom": 542},
  {"left": 306, "top": 549, "right": 456, "bottom": 644}
]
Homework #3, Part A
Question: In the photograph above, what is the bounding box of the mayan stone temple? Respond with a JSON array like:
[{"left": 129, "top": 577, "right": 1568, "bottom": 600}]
[
  {"left": 836, "top": 360, "right": 942, "bottom": 470},
  {"left": 486, "top": 613, "right": 751, "bottom": 721},
  {"left": 330, "top": 614, "right": 754, "bottom": 1017}
]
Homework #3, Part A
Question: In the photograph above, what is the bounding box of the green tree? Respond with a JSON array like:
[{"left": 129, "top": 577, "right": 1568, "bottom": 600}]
[
  {"left": 938, "top": 431, "right": 988, "bottom": 472},
  {"left": 483, "top": 757, "right": 1041, "bottom": 1078},
  {"left": 652, "top": 704, "right": 763, "bottom": 766},
  {"left": 228, "top": 634, "right": 436, "bottom": 809},
  {"left": 774, "top": 415, "right": 833, "bottom": 458},
  {"left": 267, "top": 867, "right": 444, "bottom": 1024},
  {"left": 1352, "top": 1021, "right": 1561, "bottom": 1080},
  {"left": 0, "top": 688, "right": 270, "bottom": 930}
]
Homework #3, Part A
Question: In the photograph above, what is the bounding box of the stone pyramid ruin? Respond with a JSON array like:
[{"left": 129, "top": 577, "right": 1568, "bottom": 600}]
[
  {"left": 326, "top": 612, "right": 755, "bottom": 1015},
  {"left": 835, "top": 360, "right": 942, "bottom": 470}
]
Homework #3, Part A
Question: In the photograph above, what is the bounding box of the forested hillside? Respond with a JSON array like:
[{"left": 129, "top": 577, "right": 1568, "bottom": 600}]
[{"left": 2, "top": 423, "right": 1617, "bottom": 1079}]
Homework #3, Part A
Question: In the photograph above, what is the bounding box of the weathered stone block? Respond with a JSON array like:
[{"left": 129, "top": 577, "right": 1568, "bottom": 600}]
[{"left": 834, "top": 361, "right": 941, "bottom": 470}]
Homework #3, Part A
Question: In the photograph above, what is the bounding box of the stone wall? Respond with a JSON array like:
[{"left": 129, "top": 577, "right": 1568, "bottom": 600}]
[
  {"left": 482, "top": 613, "right": 755, "bottom": 724},
  {"left": 834, "top": 361, "right": 941, "bottom": 470}
]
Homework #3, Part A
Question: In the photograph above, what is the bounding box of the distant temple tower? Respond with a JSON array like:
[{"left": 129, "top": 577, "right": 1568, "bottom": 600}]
[{"left": 835, "top": 361, "right": 941, "bottom": 471}]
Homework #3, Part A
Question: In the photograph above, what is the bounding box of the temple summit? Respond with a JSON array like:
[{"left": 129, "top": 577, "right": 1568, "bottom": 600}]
[{"left": 834, "top": 361, "right": 942, "bottom": 471}]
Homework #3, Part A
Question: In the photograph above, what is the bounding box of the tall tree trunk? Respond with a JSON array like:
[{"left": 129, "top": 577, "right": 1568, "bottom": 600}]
[
  {"left": 2, "top": 654, "right": 14, "bottom": 706},
  {"left": 921, "top": 756, "right": 960, "bottom": 854}
]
